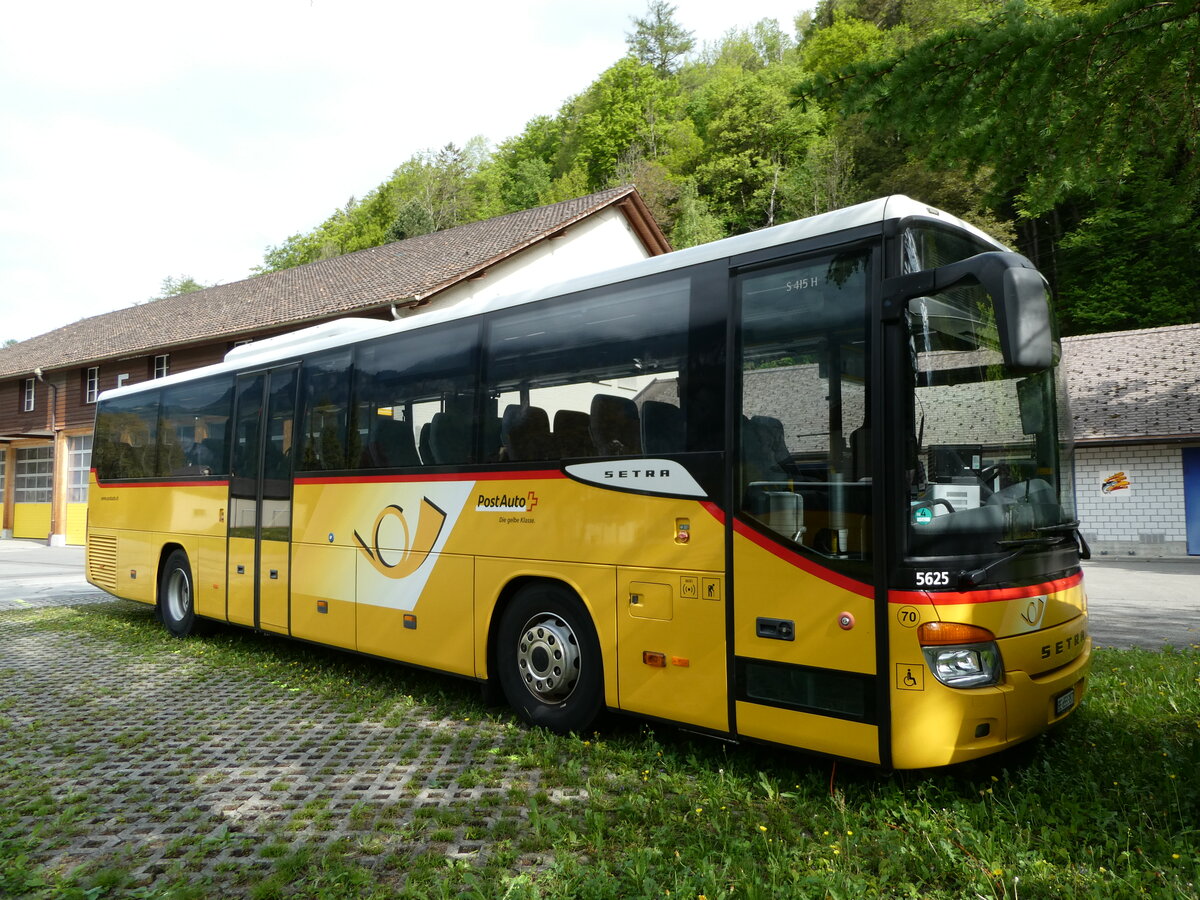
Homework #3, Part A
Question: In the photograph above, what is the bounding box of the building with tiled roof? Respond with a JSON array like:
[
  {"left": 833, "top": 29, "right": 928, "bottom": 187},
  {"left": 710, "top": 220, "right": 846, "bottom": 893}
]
[
  {"left": 0, "top": 187, "right": 667, "bottom": 383},
  {"left": 1065, "top": 323, "right": 1200, "bottom": 445},
  {"left": 1062, "top": 323, "right": 1200, "bottom": 556},
  {"left": 0, "top": 187, "right": 669, "bottom": 544}
]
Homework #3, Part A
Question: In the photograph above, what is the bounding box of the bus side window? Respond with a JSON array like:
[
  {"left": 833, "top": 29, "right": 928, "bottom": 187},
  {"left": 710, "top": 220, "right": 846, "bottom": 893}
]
[
  {"left": 94, "top": 391, "right": 161, "bottom": 480},
  {"left": 363, "top": 416, "right": 420, "bottom": 468},
  {"left": 351, "top": 322, "right": 480, "bottom": 469},
  {"left": 737, "top": 249, "right": 873, "bottom": 561},
  {"left": 298, "top": 351, "right": 352, "bottom": 472},
  {"left": 160, "top": 375, "right": 234, "bottom": 477},
  {"left": 485, "top": 274, "right": 690, "bottom": 462}
]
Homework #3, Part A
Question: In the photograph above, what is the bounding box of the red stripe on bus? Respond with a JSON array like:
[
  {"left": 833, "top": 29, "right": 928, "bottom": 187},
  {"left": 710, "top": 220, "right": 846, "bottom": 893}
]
[
  {"left": 729, "top": 516, "right": 874, "bottom": 599},
  {"left": 294, "top": 469, "right": 567, "bottom": 486},
  {"left": 888, "top": 571, "right": 1084, "bottom": 606},
  {"left": 93, "top": 479, "right": 230, "bottom": 489}
]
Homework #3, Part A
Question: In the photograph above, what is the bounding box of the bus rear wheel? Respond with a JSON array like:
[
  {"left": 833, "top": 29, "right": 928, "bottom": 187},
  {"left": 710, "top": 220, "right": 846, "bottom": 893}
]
[
  {"left": 497, "top": 583, "right": 602, "bottom": 734},
  {"left": 159, "top": 549, "right": 198, "bottom": 637}
]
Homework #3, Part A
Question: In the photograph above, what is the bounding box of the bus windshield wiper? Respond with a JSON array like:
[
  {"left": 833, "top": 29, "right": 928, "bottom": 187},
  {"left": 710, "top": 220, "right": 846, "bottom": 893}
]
[
  {"left": 958, "top": 536, "right": 1059, "bottom": 589},
  {"left": 1036, "top": 520, "right": 1091, "bottom": 559},
  {"left": 1034, "top": 520, "right": 1080, "bottom": 534},
  {"left": 1036, "top": 520, "right": 1094, "bottom": 556},
  {"left": 996, "top": 535, "right": 1063, "bottom": 549}
]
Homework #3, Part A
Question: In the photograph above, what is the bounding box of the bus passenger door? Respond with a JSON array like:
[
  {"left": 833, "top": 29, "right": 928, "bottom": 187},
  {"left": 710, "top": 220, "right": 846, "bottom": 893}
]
[
  {"left": 227, "top": 366, "right": 298, "bottom": 633},
  {"left": 731, "top": 249, "right": 881, "bottom": 764}
]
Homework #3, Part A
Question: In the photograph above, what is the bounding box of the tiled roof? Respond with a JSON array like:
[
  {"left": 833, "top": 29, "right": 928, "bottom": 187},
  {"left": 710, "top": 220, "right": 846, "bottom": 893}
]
[
  {"left": 1064, "top": 322, "right": 1200, "bottom": 442},
  {"left": 0, "top": 187, "right": 664, "bottom": 380}
]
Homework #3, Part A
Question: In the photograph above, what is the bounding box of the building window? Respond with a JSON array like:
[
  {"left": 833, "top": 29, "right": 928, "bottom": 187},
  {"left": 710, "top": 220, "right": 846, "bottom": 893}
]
[
  {"left": 84, "top": 367, "right": 100, "bottom": 404},
  {"left": 68, "top": 434, "right": 93, "bottom": 503},
  {"left": 153, "top": 355, "right": 170, "bottom": 379},
  {"left": 0, "top": 452, "right": 6, "bottom": 495},
  {"left": 22, "top": 378, "right": 35, "bottom": 412},
  {"left": 15, "top": 446, "right": 53, "bottom": 503}
]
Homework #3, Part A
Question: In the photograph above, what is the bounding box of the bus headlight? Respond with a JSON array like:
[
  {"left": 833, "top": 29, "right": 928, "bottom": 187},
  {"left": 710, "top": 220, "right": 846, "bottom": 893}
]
[{"left": 918, "top": 622, "right": 1003, "bottom": 688}]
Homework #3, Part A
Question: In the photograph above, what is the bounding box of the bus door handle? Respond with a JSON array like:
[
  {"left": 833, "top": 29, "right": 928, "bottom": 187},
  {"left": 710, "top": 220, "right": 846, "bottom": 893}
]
[{"left": 756, "top": 617, "right": 795, "bottom": 641}]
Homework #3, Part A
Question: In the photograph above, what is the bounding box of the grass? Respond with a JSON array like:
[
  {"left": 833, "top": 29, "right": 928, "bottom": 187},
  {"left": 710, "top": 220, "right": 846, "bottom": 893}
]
[{"left": 1, "top": 600, "right": 1197, "bottom": 899}]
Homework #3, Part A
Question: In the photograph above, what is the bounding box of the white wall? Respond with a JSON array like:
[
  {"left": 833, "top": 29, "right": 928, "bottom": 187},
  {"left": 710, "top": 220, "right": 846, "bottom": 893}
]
[
  {"left": 405, "top": 208, "right": 651, "bottom": 314},
  {"left": 1075, "top": 443, "right": 1189, "bottom": 556}
]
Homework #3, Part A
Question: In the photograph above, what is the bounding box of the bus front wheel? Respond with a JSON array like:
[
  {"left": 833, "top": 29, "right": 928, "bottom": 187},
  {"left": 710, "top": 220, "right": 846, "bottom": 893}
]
[
  {"left": 496, "top": 583, "right": 603, "bottom": 734},
  {"left": 159, "top": 549, "right": 198, "bottom": 637}
]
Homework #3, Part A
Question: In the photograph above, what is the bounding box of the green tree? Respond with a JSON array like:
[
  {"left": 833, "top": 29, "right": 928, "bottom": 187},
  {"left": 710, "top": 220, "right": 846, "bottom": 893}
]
[
  {"left": 699, "top": 19, "right": 796, "bottom": 72},
  {"left": 485, "top": 115, "right": 570, "bottom": 214},
  {"left": 615, "top": 154, "right": 680, "bottom": 231},
  {"left": 784, "top": 127, "right": 857, "bottom": 219},
  {"left": 538, "top": 164, "right": 592, "bottom": 205},
  {"left": 256, "top": 139, "right": 495, "bottom": 273},
  {"left": 670, "top": 180, "right": 726, "bottom": 247},
  {"left": 802, "top": 0, "right": 1200, "bottom": 217},
  {"left": 388, "top": 141, "right": 486, "bottom": 240},
  {"left": 155, "top": 275, "right": 209, "bottom": 299},
  {"left": 799, "top": 0, "right": 1200, "bottom": 332},
  {"left": 692, "top": 63, "right": 819, "bottom": 231},
  {"left": 256, "top": 230, "right": 324, "bottom": 274},
  {"left": 562, "top": 57, "right": 682, "bottom": 188},
  {"left": 626, "top": 0, "right": 695, "bottom": 76},
  {"left": 1053, "top": 181, "right": 1200, "bottom": 333},
  {"left": 799, "top": 12, "right": 896, "bottom": 80}
]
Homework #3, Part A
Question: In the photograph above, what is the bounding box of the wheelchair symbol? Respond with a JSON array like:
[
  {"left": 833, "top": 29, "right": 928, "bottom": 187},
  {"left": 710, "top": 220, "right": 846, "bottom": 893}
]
[{"left": 896, "top": 664, "right": 924, "bottom": 691}]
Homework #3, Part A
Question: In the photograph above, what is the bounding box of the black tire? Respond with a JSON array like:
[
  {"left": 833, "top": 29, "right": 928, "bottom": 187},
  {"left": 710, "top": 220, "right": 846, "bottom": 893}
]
[
  {"left": 496, "top": 583, "right": 603, "bottom": 734},
  {"left": 159, "top": 549, "right": 198, "bottom": 637}
]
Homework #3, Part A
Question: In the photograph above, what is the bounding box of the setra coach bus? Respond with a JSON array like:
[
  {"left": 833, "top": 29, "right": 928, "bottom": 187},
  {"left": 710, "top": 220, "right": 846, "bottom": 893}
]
[{"left": 86, "top": 196, "right": 1090, "bottom": 769}]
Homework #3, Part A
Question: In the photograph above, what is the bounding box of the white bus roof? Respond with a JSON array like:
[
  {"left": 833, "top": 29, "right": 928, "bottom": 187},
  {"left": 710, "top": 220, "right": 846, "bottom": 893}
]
[{"left": 100, "top": 196, "right": 999, "bottom": 401}]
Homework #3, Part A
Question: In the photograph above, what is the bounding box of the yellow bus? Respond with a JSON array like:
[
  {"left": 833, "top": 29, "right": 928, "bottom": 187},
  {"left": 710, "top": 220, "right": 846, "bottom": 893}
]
[{"left": 86, "top": 196, "right": 1090, "bottom": 769}]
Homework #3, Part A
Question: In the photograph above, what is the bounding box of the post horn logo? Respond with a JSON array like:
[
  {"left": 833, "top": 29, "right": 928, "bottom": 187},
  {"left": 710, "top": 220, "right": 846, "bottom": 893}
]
[
  {"left": 354, "top": 498, "right": 447, "bottom": 579},
  {"left": 1020, "top": 596, "right": 1047, "bottom": 627}
]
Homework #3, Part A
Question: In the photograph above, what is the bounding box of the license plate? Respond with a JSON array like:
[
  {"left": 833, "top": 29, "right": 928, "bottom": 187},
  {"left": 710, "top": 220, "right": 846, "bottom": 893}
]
[{"left": 1054, "top": 687, "right": 1076, "bottom": 717}]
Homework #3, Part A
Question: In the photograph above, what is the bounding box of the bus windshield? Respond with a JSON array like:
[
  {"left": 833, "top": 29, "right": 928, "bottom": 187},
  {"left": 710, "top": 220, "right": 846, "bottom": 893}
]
[{"left": 905, "top": 280, "right": 1077, "bottom": 558}]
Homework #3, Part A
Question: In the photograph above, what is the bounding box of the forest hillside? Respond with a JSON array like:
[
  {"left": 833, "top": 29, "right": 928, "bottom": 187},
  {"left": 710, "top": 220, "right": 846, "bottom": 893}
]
[{"left": 253, "top": 0, "right": 1200, "bottom": 336}]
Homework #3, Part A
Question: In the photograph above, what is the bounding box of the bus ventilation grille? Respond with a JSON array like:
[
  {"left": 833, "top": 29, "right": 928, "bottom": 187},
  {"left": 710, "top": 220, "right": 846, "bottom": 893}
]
[{"left": 88, "top": 535, "right": 118, "bottom": 590}]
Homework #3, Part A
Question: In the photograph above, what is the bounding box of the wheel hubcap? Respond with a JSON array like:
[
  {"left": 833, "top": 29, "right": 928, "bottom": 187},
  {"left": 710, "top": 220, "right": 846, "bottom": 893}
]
[
  {"left": 166, "top": 569, "right": 190, "bottom": 622},
  {"left": 516, "top": 613, "right": 581, "bottom": 702}
]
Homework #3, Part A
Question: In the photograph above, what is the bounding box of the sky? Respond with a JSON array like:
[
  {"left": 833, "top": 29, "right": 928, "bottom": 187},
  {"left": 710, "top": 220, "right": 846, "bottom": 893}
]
[{"left": 0, "top": 0, "right": 810, "bottom": 345}]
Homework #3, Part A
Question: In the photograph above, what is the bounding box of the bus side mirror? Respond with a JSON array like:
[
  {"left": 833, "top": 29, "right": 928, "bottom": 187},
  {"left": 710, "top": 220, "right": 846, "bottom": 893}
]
[
  {"left": 936, "top": 252, "right": 1053, "bottom": 373},
  {"left": 992, "top": 262, "right": 1052, "bottom": 373},
  {"left": 884, "top": 251, "right": 1053, "bottom": 373}
]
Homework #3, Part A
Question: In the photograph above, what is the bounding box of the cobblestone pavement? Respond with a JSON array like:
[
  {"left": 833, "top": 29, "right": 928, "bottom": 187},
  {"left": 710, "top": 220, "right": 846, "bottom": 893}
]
[
  {"left": 0, "top": 592, "right": 112, "bottom": 612},
  {"left": 0, "top": 598, "right": 584, "bottom": 894}
]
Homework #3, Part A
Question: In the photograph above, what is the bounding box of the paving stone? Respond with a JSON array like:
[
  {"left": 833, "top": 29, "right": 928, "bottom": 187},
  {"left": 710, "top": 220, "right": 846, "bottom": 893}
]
[{"left": 0, "top": 600, "right": 585, "bottom": 893}]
